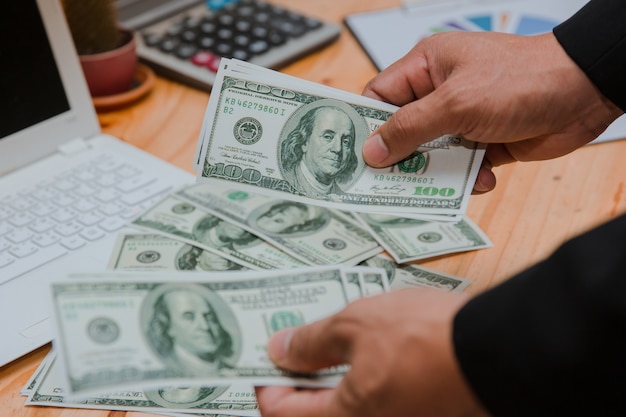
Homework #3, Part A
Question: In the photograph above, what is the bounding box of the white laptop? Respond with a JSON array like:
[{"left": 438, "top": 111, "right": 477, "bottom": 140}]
[{"left": 0, "top": 0, "right": 192, "bottom": 367}]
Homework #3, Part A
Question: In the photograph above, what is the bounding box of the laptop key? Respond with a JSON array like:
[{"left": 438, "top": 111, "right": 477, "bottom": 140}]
[
  {"left": 0, "top": 238, "right": 10, "bottom": 252},
  {"left": 60, "top": 236, "right": 86, "bottom": 251},
  {"left": 9, "top": 242, "right": 39, "bottom": 258},
  {"left": 120, "top": 183, "right": 172, "bottom": 206},
  {"left": 0, "top": 253, "right": 15, "bottom": 268}
]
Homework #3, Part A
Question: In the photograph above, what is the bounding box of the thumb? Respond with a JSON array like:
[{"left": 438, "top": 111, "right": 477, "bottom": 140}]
[
  {"left": 363, "top": 88, "right": 459, "bottom": 168},
  {"left": 267, "top": 317, "right": 349, "bottom": 372}
]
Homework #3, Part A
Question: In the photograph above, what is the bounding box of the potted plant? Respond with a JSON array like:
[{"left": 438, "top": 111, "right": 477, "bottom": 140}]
[{"left": 62, "top": 0, "right": 138, "bottom": 97}]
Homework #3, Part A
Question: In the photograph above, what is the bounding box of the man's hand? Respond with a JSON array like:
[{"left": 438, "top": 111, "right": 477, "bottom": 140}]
[
  {"left": 255, "top": 288, "right": 489, "bottom": 417},
  {"left": 361, "top": 31, "right": 623, "bottom": 193}
]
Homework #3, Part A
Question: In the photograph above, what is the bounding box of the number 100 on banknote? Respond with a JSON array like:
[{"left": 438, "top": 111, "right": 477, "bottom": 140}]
[{"left": 196, "top": 59, "right": 485, "bottom": 217}]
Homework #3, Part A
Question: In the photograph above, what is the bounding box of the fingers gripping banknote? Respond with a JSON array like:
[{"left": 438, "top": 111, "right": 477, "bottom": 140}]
[{"left": 195, "top": 59, "right": 485, "bottom": 217}]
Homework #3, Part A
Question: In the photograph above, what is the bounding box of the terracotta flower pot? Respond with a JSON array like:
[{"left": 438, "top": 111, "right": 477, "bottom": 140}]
[{"left": 79, "top": 29, "right": 137, "bottom": 97}]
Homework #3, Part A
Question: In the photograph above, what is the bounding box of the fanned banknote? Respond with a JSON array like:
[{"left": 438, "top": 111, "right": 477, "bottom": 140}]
[
  {"left": 360, "top": 254, "right": 471, "bottom": 292},
  {"left": 26, "top": 351, "right": 259, "bottom": 416},
  {"left": 131, "top": 194, "right": 306, "bottom": 270},
  {"left": 109, "top": 233, "right": 249, "bottom": 272},
  {"left": 196, "top": 59, "right": 485, "bottom": 217},
  {"left": 175, "top": 183, "right": 382, "bottom": 266},
  {"left": 355, "top": 213, "right": 492, "bottom": 263},
  {"left": 49, "top": 267, "right": 391, "bottom": 395}
]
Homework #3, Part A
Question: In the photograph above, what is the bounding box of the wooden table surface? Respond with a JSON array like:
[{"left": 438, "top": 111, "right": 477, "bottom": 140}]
[{"left": 3, "top": 1, "right": 626, "bottom": 416}]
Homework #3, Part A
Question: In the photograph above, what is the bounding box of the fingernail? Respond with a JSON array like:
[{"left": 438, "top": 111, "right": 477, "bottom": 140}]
[
  {"left": 363, "top": 133, "right": 389, "bottom": 164},
  {"left": 267, "top": 328, "right": 294, "bottom": 362}
]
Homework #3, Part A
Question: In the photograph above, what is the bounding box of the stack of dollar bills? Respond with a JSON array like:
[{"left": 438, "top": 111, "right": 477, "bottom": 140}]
[{"left": 26, "top": 59, "right": 493, "bottom": 417}]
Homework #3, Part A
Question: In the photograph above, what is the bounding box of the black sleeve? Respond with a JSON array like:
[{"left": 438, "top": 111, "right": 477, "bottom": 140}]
[
  {"left": 453, "top": 213, "right": 626, "bottom": 416},
  {"left": 553, "top": 0, "right": 626, "bottom": 112},
  {"left": 451, "top": 3, "right": 626, "bottom": 415}
]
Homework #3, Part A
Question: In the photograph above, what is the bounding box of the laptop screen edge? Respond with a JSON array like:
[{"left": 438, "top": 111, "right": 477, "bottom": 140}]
[{"left": 0, "top": 0, "right": 101, "bottom": 177}]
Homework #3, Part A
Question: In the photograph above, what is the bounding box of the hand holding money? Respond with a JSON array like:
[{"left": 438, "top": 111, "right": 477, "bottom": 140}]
[
  {"left": 50, "top": 267, "right": 389, "bottom": 395},
  {"left": 256, "top": 287, "right": 479, "bottom": 417},
  {"left": 195, "top": 59, "right": 485, "bottom": 218}
]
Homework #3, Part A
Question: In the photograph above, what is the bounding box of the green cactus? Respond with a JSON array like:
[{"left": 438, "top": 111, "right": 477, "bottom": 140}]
[{"left": 62, "top": 0, "right": 122, "bottom": 55}]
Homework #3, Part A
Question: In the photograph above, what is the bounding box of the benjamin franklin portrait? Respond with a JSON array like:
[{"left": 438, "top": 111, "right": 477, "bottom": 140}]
[
  {"left": 192, "top": 214, "right": 259, "bottom": 251},
  {"left": 141, "top": 283, "right": 242, "bottom": 377},
  {"left": 144, "top": 384, "right": 230, "bottom": 408},
  {"left": 278, "top": 99, "right": 369, "bottom": 199},
  {"left": 176, "top": 245, "right": 245, "bottom": 271},
  {"left": 248, "top": 200, "right": 330, "bottom": 237}
]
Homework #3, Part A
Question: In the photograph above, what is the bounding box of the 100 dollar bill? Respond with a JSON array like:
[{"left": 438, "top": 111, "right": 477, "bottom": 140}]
[
  {"left": 132, "top": 194, "right": 306, "bottom": 270},
  {"left": 50, "top": 268, "right": 363, "bottom": 395},
  {"left": 109, "top": 233, "right": 249, "bottom": 272},
  {"left": 176, "top": 183, "right": 381, "bottom": 266},
  {"left": 360, "top": 254, "right": 471, "bottom": 292},
  {"left": 356, "top": 213, "right": 492, "bottom": 263},
  {"left": 26, "top": 352, "right": 259, "bottom": 416},
  {"left": 197, "top": 59, "right": 484, "bottom": 217}
]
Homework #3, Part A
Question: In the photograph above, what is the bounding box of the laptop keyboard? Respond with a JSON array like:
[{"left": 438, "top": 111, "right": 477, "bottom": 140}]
[
  {"left": 0, "top": 155, "right": 171, "bottom": 285},
  {"left": 133, "top": 0, "right": 341, "bottom": 90}
]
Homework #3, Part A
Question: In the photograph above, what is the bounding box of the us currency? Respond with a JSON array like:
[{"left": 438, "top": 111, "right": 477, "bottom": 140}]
[
  {"left": 109, "top": 233, "right": 249, "bottom": 272},
  {"left": 26, "top": 351, "right": 259, "bottom": 416},
  {"left": 355, "top": 213, "right": 492, "bottom": 263},
  {"left": 50, "top": 267, "right": 369, "bottom": 395},
  {"left": 344, "top": 272, "right": 364, "bottom": 302},
  {"left": 360, "top": 254, "right": 472, "bottom": 292},
  {"left": 132, "top": 194, "right": 306, "bottom": 270},
  {"left": 176, "top": 183, "right": 381, "bottom": 266},
  {"left": 196, "top": 59, "right": 485, "bottom": 217},
  {"left": 21, "top": 349, "right": 52, "bottom": 396},
  {"left": 359, "top": 268, "right": 391, "bottom": 296}
]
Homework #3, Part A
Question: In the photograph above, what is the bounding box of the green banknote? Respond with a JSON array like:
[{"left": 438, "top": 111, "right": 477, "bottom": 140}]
[
  {"left": 50, "top": 268, "right": 365, "bottom": 395},
  {"left": 26, "top": 352, "right": 259, "bottom": 416},
  {"left": 355, "top": 213, "right": 492, "bottom": 263},
  {"left": 196, "top": 59, "right": 485, "bottom": 217},
  {"left": 109, "top": 233, "right": 249, "bottom": 272},
  {"left": 176, "top": 183, "right": 381, "bottom": 266},
  {"left": 360, "top": 254, "right": 471, "bottom": 292},
  {"left": 131, "top": 194, "right": 306, "bottom": 270}
]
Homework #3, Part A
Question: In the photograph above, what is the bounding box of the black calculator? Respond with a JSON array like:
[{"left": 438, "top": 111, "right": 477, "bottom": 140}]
[{"left": 116, "top": 0, "right": 341, "bottom": 91}]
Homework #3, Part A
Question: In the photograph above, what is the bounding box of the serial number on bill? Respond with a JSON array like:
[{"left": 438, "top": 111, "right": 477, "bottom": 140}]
[{"left": 223, "top": 97, "right": 287, "bottom": 115}]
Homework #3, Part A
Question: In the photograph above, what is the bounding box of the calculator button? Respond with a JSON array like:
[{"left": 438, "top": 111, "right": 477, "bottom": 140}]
[
  {"left": 215, "top": 42, "right": 233, "bottom": 57},
  {"left": 251, "top": 26, "right": 269, "bottom": 39},
  {"left": 198, "top": 36, "right": 216, "bottom": 50},
  {"left": 175, "top": 44, "right": 198, "bottom": 60},
  {"left": 248, "top": 40, "right": 269, "bottom": 55},
  {"left": 200, "top": 21, "right": 218, "bottom": 35},
  {"left": 217, "top": 28, "right": 234, "bottom": 40},
  {"left": 159, "top": 38, "right": 180, "bottom": 53},
  {"left": 140, "top": 33, "right": 161, "bottom": 47},
  {"left": 167, "top": 23, "right": 184, "bottom": 36},
  {"left": 232, "top": 49, "right": 251, "bottom": 61},
  {"left": 180, "top": 29, "right": 198, "bottom": 43},
  {"left": 267, "top": 32, "right": 287, "bottom": 46},
  {"left": 234, "top": 20, "right": 252, "bottom": 32},
  {"left": 218, "top": 13, "right": 235, "bottom": 26},
  {"left": 234, "top": 34, "right": 251, "bottom": 47},
  {"left": 191, "top": 51, "right": 218, "bottom": 68}
]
